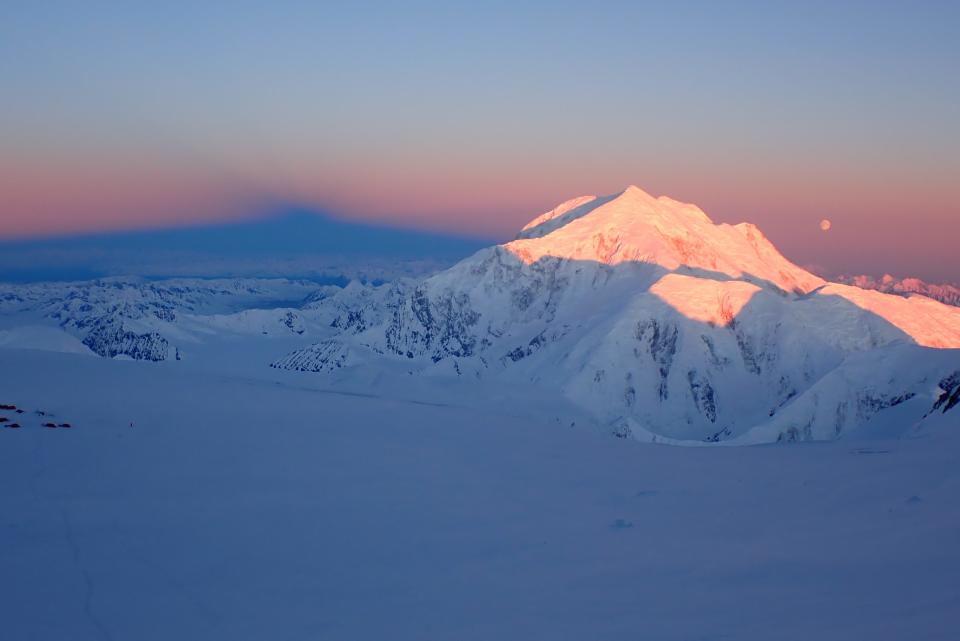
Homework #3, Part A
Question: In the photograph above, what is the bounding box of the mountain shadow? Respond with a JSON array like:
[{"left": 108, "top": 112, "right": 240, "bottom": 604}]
[{"left": 0, "top": 204, "right": 493, "bottom": 282}]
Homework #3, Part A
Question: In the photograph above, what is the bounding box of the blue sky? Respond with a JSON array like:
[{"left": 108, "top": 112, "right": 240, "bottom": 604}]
[{"left": 2, "top": 1, "right": 958, "bottom": 278}]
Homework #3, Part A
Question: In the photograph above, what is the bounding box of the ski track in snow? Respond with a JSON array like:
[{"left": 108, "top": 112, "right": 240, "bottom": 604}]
[{"left": 60, "top": 505, "right": 114, "bottom": 641}]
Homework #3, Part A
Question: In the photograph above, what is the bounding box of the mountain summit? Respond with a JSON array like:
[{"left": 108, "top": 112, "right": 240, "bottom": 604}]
[
  {"left": 512, "top": 185, "right": 823, "bottom": 294},
  {"left": 275, "top": 186, "right": 960, "bottom": 444}
]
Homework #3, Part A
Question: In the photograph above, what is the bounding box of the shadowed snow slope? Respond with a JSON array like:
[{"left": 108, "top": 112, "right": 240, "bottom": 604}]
[
  {"left": 274, "top": 186, "right": 960, "bottom": 444},
  {"left": 2, "top": 349, "right": 960, "bottom": 640}
]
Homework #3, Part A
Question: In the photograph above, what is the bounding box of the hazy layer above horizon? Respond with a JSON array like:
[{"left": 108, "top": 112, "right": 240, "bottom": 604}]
[
  {"left": 2, "top": 3, "right": 959, "bottom": 281},
  {"left": 0, "top": 207, "right": 490, "bottom": 282}
]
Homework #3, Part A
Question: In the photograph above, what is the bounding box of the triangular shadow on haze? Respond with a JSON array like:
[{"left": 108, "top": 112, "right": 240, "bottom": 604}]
[
  {"left": 516, "top": 192, "right": 618, "bottom": 240},
  {"left": 0, "top": 203, "right": 494, "bottom": 283}
]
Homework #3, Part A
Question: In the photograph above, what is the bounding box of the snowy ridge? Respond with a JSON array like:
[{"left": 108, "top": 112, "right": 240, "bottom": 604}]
[
  {"left": 274, "top": 185, "right": 960, "bottom": 444},
  {"left": 0, "top": 278, "right": 331, "bottom": 360}
]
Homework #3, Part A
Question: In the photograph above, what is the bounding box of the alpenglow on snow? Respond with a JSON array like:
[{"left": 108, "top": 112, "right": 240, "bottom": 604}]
[{"left": 272, "top": 186, "right": 960, "bottom": 444}]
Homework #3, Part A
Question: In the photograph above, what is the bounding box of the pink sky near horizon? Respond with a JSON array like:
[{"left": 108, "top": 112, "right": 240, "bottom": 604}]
[
  {"left": 2, "top": 2, "right": 958, "bottom": 280},
  {"left": 2, "top": 150, "right": 958, "bottom": 281}
]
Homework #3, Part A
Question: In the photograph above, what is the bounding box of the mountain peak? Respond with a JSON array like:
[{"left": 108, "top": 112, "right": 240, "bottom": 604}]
[
  {"left": 510, "top": 186, "right": 822, "bottom": 294},
  {"left": 516, "top": 185, "right": 706, "bottom": 241},
  {"left": 270, "top": 185, "right": 960, "bottom": 445},
  {"left": 619, "top": 183, "right": 652, "bottom": 198}
]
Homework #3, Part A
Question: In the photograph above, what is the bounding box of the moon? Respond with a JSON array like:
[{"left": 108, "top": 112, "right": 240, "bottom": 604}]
[{"left": 819, "top": 219, "right": 832, "bottom": 232}]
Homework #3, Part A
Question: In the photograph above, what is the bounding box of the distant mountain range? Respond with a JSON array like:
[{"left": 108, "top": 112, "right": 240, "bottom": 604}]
[
  {"left": 3, "top": 186, "right": 959, "bottom": 445},
  {"left": 834, "top": 274, "right": 960, "bottom": 307}
]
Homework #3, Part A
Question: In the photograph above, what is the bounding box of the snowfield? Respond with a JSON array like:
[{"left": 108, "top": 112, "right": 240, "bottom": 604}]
[{"left": 1, "top": 347, "right": 959, "bottom": 641}]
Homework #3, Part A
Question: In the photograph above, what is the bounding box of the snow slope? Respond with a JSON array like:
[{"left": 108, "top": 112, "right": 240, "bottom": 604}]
[
  {"left": 0, "top": 325, "right": 94, "bottom": 355},
  {"left": 273, "top": 186, "right": 960, "bottom": 444},
  {"left": 1, "top": 347, "right": 959, "bottom": 641}
]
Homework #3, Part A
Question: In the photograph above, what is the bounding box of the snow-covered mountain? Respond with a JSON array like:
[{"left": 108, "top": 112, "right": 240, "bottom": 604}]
[
  {"left": 273, "top": 185, "right": 960, "bottom": 444},
  {"left": 835, "top": 274, "right": 960, "bottom": 307},
  {"left": 0, "top": 278, "right": 334, "bottom": 360},
  {"left": 4, "top": 186, "right": 958, "bottom": 445}
]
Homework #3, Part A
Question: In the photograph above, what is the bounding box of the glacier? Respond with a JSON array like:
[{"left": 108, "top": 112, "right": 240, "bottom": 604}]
[{"left": 1, "top": 346, "right": 959, "bottom": 640}]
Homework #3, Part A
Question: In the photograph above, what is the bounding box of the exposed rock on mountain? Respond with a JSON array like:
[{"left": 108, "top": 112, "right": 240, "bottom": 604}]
[
  {"left": 274, "top": 186, "right": 960, "bottom": 444},
  {"left": 0, "top": 278, "right": 326, "bottom": 360}
]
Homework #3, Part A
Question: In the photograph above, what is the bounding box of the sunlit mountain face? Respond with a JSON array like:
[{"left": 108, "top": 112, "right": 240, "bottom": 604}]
[
  {"left": 501, "top": 186, "right": 960, "bottom": 347},
  {"left": 268, "top": 185, "right": 960, "bottom": 444},
  {"left": 507, "top": 185, "right": 823, "bottom": 293}
]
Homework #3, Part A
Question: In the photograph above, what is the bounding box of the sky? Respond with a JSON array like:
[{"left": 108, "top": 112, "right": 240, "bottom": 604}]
[{"left": 2, "top": 1, "right": 959, "bottom": 280}]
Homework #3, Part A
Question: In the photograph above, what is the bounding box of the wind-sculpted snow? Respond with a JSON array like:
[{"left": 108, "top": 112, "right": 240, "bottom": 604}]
[{"left": 274, "top": 185, "right": 960, "bottom": 445}]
